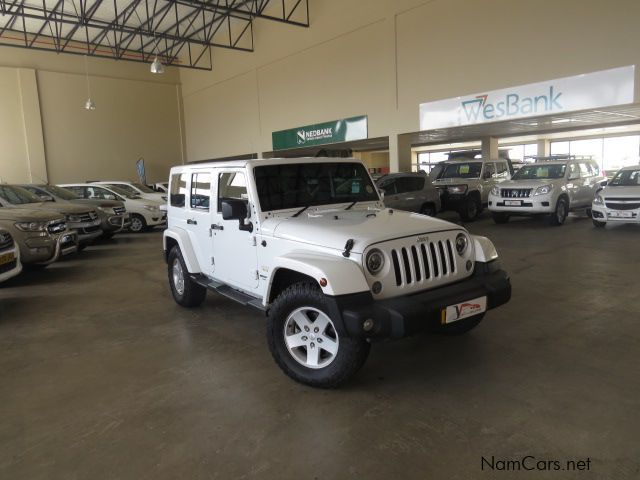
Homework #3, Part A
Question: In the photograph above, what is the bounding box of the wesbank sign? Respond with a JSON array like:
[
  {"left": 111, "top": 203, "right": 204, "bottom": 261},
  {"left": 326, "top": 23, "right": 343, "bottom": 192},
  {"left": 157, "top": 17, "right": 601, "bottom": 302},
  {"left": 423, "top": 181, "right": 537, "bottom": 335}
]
[
  {"left": 272, "top": 115, "right": 368, "bottom": 151},
  {"left": 419, "top": 66, "right": 635, "bottom": 130}
]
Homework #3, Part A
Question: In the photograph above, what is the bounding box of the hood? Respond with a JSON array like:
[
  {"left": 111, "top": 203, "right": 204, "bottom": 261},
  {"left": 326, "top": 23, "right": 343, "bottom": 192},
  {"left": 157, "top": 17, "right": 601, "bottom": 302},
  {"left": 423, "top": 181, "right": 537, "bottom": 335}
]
[
  {"left": 67, "top": 198, "right": 123, "bottom": 208},
  {"left": 263, "top": 207, "right": 463, "bottom": 253},
  {"left": 600, "top": 186, "right": 640, "bottom": 199},
  {"left": 497, "top": 179, "right": 559, "bottom": 189},
  {"left": 26, "top": 202, "right": 95, "bottom": 215},
  {"left": 0, "top": 206, "right": 63, "bottom": 222}
]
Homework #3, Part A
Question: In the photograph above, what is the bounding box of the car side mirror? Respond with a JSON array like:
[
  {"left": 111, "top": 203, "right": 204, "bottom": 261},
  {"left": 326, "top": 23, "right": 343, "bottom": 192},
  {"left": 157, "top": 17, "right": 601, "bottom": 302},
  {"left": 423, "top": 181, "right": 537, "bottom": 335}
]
[
  {"left": 221, "top": 198, "right": 253, "bottom": 232},
  {"left": 483, "top": 171, "right": 492, "bottom": 179},
  {"left": 377, "top": 188, "right": 385, "bottom": 200},
  {"left": 39, "top": 194, "right": 54, "bottom": 202}
]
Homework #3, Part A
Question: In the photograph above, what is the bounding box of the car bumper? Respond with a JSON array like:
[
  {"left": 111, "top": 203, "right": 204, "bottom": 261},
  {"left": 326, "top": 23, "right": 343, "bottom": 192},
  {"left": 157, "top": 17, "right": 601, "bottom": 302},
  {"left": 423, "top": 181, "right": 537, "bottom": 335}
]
[
  {"left": 20, "top": 231, "right": 78, "bottom": 264},
  {"left": 146, "top": 213, "right": 167, "bottom": 227},
  {"left": 0, "top": 244, "right": 22, "bottom": 282},
  {"left": 592, "top": 205, "right": 640, "bottom": 222},
  {"left": 488, "top": 195, "right": 555, "bottom": 214},
  {"left": 104, "top": 214, "right": 131, "bottom": 232},
  {"left": 69, "top": 219, "right": 103, "bottom": 244},
  {"left": 328, "top": 261, "right": 511, "bottom": 338}
]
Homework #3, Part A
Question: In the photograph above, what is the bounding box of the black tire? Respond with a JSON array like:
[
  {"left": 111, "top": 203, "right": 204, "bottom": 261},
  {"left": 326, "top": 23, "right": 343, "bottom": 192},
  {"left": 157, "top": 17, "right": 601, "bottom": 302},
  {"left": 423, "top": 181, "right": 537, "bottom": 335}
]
[
  {"left": 492, "top": 213, "right": 510, "bottom": 224},
  {"left": 267, "top": 282, "right": 370, "bottom": 388},
  {"left": 101, "top": 232, "right": 115, "bottom": 240},
  {"left": 585, "top": 208, "right": 592, "bottom": 218},
  {"left": 22, "top": 263, "right": 49, "bottom": 271},
  {"left": 547, "top": 197, "right": 569, "bottom": 226},
  {"left": 420, "top": 203, "right": 437, "bottom": 217},
  {"left": 430, "top": 313, "right": 484, "bottom": 335},
  {"left": 459, "top": 195, "right": 481, "bottom": 221},
  {"left": 129, "top": 214, "right": 147, "bottom": 233},
  {"left": 167, "top": 246, "right": 206, "bottom": 307},
  {"left": 593, "top": 219, "right": 606, "bottom": 228}
]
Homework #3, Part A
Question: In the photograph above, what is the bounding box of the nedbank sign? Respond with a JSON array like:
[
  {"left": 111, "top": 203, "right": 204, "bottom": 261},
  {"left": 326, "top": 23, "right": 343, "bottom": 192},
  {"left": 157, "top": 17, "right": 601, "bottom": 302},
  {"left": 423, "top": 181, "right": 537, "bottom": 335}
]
[
  {"left": 272, "top": 115, "right": 368, "bottom": 150},
  {"left": 419, "top": 66, "right": 635, "bottom": 130}
]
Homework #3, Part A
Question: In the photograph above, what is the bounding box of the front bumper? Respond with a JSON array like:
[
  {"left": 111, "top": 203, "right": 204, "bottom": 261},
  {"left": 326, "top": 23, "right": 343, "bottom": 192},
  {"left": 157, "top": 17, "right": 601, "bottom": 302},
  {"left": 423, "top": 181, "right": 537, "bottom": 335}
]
[
  {"left": 69, "top": 219, "right": 103, "bottom": 244},
  {"left": 0, "top": 244, "right": 22, "bottom": 282},
  {"left": 488, "top": 195, "right": 554, "bottom": 214},
  {"left": 592, "top": 205, "right": 640, "bottom": 222},
  {"left": 146, "top": 212, "right": 167, "bottom": 227},
  {"left": 20, "top": 231, "right": 77, "bottom": 265},
  {"left": 104, "top": 213, "right": 131, "bottom": 232},
  {"left": 328, "top": 262, "right": 511, "bottom": 338}
]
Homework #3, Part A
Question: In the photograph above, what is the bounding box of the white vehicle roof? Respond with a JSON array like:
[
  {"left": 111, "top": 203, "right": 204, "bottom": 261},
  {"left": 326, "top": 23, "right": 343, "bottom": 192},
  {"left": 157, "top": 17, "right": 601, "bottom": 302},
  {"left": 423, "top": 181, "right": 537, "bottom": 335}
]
[
  {"left": 170, "top": 157, "right": 364, "bottom": 172},
  {"left": 616, "top": 165, "right": 640, "bottom": 172}
]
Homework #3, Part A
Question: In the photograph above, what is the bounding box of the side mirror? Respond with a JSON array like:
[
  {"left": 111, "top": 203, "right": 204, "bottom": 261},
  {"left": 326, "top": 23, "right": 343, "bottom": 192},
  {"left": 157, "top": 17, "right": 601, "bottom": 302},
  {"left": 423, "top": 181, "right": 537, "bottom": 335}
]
[
  {"left": 483, "top": 171, "right": 492, "bottom": 180},
  {"left": 39, "top": 194, "right": 54, "bottom": 202},
  {"left": 221, "top": 198, "right": 253, "bottom": 232},
  {"left": 377, "top": 188, "right": 385, "bottom": 200}
]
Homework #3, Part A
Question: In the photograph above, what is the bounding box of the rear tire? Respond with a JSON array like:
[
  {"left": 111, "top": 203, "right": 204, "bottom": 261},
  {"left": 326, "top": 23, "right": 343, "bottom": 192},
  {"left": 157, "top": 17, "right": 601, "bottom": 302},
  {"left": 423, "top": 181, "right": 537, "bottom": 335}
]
[
  {"left": 492, "top": 213, "right": 510, "bottom": 224},
  {"left": 129, "top": 214, "right": 146, "bottom": 233},
  {"left": 459, "top": 195, "right": 481, "bottom": 221},
  {"left": 168, "top": 246, "right": 206, "bottom": 307},
  {"left": 547, "top": 197, "right": 569, "bottom": 226},
  {"left": 593, "top": 219, "right": 606, "bottom": 228},
  {"left": 431, "top": 314, "right": 484, "bottom": 335},
  {"left": 267, "top": 282, "right": 370, "bottom": 388}
]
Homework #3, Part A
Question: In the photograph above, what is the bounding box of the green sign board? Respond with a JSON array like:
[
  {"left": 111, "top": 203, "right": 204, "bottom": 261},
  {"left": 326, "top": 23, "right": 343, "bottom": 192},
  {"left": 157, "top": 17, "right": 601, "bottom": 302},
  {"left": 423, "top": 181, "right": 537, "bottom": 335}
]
[{"left": 272, "top": 115, "right": 368, "bottom": 151}]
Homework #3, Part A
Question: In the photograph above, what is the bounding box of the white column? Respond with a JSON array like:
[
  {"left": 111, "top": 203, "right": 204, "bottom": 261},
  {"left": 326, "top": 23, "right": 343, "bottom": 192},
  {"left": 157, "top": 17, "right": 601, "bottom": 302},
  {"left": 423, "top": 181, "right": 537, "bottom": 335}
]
[
  {"left": 17, "top": 68, "right": 48, "bottom": 183},
  {"left": 481, "top": 136, "right": 499, "bottom": 161},
  {"left": 537, "top": 139, "right": 551, "bottom": 157}
]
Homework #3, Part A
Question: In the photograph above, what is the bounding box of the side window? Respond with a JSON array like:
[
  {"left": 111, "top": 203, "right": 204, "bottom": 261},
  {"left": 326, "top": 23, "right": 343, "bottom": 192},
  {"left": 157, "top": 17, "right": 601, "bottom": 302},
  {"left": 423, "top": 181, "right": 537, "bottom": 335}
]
[
  {"left": 495, "top": 162, "right": 509, "bottom": 178},
  {"left": 568, "top": 163, "right": 579, "bottom": 179},
  {"left": 88, "top": 187, "right": 117, "bottom": 200},
  {"left": 218, "top": 172, "right": 248, "bottom": 210},
  {"left": 394, "top": 178, "right": 411, "bottom": 194},
  {"left": 590, "top": 162, "right": 600, "bottom": 177},
  {"left": 190, "top": 172, "right": 211, "bottom": 210},
  {"left": 409, "top": 177, "right": 425, "bottom": 191},
  {"left": 170, "top": 173, "right": 187, "bottom": 207},
  {"left": 579, "top": 162, "right": 591, "bottom": 177},
  {"left": 483, "top": 163, "right": 496, "bottom": 179},
  {"left": 66, "top": 186, "right": 85, "bottom": 198}
]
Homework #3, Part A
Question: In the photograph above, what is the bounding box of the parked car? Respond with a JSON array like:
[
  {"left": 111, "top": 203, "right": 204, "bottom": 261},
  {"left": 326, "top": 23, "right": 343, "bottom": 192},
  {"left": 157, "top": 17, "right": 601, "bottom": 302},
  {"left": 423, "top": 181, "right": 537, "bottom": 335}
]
[
  {"left": 163, "top": 158, "right": 511, "bottom": 388},
  {"left": 488, "top": 156, "right": 607, "bottom": 226},
  {"left": 90, "top": 181, "right": 167, "bottom": 209},
  {"left": 0, "top": 229, "right": 22, "bottom": 283},
  {"left": 19, "top": 184, "right": 130, "bottom": 239},
  {"left": 0, "top": 208, "right": 77, "bottom": 268},
  {"left": 151, "top": 182, "right": 169, "bottom": 193},
  {"left": 430, "top": 150, "right": 513, "bottom": 221},
  {"left": 60, "top": 183, "right": 166, "bottom": 233},
  {"left": 592, "top": 165, "right": 640, "bottom": 228},
  {"left": 376, "top": 172, "right": 441, "bottom": 216},
  {"left": 0, "top": 185, "right": 101, "bottom": 248}
]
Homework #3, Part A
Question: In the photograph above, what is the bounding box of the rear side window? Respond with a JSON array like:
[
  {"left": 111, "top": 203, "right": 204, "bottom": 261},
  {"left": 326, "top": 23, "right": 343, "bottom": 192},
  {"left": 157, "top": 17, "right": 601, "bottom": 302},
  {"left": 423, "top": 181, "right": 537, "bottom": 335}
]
[
  {"left": 170, "top": 173, "right": 187, "bottom": 208},
  {"left": 495, "top": 162, "right": 509, "bottom": 178},
  {"left": 218, "top": 172, "right": 247, "bottom": 210},
  {"left": 190, "top": 172, "right": 211, "bottom": 210},
  {"left": 87, "top": 187, "right": 118, "bottom": 201},
  {"left": 395, "top": 177, "right": 425, "bottom": 193},
  {"left": 579, "top": 163, "right": 592, "bottom": 177}
]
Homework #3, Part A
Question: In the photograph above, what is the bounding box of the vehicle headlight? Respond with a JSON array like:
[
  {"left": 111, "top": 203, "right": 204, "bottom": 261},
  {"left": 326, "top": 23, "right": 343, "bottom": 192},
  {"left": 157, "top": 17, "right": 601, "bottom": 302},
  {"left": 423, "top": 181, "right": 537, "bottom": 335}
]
[
  {"left": 14, "top": 221, "right": 48, "bottom": 232},
  {"left": 490, "top": 186, "right": 500, "bottom": 196},
  {"left": 366, "top": 249, "right": 385, "bottom": 275},
  {"left": 143, "top": 205, "right": 159, "bottom": 211},
  {"left": 455, "top": 233, "right": 469, "bottom": 256},
  {"left": 593, "top": 194, "right": 604, "bottom": 205},
  {"left": 534, "top": 184, "right": 553, "bottom": 196},
  {"left": 448, "top": 185, "right": 468, "bottom": 194}
]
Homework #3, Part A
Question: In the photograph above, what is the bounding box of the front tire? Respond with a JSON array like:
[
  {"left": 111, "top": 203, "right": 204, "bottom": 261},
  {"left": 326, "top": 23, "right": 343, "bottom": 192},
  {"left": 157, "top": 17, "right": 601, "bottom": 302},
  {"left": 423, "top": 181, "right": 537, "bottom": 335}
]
[
  {"left": 593, "top": 219, "right": 606, "bottom": 228},
  {"left": 267, "top": 282, "right": 370, "bottom": 388},
  {"left": 129, "top": 214, "right": 147, "bottom": 233},
  {"left": 459, "top": 195, "right": 481, "bottom": 221},
  {"left": 547, "top": 197, "right": 569, "bottom": 226},
  {"left": 431, "top": 313, "right": 484, "bottom": 335},
  {"left": 167, "top": 246, "right": 206, "bottom": 307}
]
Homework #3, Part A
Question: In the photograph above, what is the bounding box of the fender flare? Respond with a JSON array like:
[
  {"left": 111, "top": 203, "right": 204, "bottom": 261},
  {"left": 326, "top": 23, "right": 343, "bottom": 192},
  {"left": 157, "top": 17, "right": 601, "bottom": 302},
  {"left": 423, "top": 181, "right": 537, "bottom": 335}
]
[
  {"left": 163, "top": 228, "right": 201, "bottom": 273},
  {"left": 471, "top": 235, "right": 498, "bottom": 263},
  {"left": 266, "top": 251, "right": 370, "bottom": 301}
]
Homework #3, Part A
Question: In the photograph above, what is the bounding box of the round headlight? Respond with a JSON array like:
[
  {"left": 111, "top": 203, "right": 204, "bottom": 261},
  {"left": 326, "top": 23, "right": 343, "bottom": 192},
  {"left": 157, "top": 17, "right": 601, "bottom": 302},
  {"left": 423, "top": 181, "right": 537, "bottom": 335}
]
[
  {"left": 366, "top": 249, "right": 385, "bottom": 275},
  {"left": 455, "top": 233, "right": 469, "bottom": 256}
]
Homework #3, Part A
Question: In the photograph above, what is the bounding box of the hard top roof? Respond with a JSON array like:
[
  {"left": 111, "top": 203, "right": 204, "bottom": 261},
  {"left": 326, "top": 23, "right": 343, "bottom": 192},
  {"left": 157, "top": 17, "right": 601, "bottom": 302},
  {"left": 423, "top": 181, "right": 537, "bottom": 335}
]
[{"left": 170, "top": 156, "right": 365, "bottom": 171}]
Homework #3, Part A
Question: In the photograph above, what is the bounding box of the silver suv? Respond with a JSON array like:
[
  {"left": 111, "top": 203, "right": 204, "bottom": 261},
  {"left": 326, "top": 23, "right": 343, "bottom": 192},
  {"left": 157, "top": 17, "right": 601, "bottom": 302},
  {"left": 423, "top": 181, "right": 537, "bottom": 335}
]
[
  {"left": 430, "top": 151, "right": 512, "bottom": 221},
  {"left": 376, "top": 172, "right": 441, "bottom": 216},
  {"left": 488, "top": 156, "right": 606, "bottom": 226}
]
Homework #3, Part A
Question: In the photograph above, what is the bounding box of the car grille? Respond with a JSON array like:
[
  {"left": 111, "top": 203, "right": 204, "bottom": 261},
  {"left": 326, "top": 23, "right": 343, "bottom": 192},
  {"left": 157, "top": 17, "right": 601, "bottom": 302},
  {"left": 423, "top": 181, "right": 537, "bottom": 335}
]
[
  {"left": 501, "top": 188, "right": 532, "bottom": 198},
  {"left": 47, "top": 220, "right": 67, "bottom": 234},
  {"left": 0, "top": 232, "right": 13, "bottom": 250},
  {"left": 0, "top": 260, "right": 17, "bottom": 274},
  {"left": 113, "top": 206, "right": 126, "bottom": 215},
  {"left": 82, "top": 225, "right": 102, "bottom": 234},
  {"left": 605, "top": 198, "right": 640, "bottom": 210},
  {"left": 78, "top": 212, "right": 98, "bottom": 222},
  {"left": 390, "top": 239, "right": 456, "bottom": 286}
]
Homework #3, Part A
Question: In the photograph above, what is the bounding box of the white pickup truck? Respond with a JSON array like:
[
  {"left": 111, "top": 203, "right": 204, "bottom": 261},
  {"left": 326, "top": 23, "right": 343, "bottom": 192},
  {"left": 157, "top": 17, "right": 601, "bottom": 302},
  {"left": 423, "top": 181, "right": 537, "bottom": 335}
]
[{"left": 163, "top": 158, "right": 511, "bottom": 388}]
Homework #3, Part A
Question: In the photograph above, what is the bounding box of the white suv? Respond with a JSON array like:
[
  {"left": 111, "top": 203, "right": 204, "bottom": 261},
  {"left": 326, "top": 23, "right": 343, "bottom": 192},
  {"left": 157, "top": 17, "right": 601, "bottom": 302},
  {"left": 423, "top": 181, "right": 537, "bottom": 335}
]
[
  {"left": 163, "top": 158, "right": 511, "bottom": 388},
  {"left": 488, "top": 156, "right": 606, "bottom": 226},
  {"left": 592, "top": 165, "right": 640, "bottom": 227},
  {"left": 60, "top": 184, "right": 166, "bottom": 233}
]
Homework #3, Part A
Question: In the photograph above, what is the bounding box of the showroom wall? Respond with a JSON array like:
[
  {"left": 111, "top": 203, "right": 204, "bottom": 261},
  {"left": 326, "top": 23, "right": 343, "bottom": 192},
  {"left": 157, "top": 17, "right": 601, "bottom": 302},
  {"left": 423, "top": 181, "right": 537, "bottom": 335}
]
[
  {"left": 180, "top": 0, "right": 640, "bottom": 168},
  {"left": 0, "top": 48, "right": 184, "bottom": 184}
]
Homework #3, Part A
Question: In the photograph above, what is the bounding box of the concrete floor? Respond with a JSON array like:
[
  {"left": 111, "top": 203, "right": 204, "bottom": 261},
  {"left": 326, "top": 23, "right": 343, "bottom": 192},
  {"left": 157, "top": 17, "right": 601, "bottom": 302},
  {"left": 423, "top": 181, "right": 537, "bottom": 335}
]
[{"left": 1, "top": 213, "right": 639, "bottom": 480}]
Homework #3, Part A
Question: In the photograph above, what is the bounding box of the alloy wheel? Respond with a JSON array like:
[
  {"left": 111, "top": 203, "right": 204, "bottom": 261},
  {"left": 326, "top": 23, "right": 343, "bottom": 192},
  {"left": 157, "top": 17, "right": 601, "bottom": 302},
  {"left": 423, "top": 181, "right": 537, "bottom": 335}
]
[
  {"left": 283, "top": 307, "right": 339, "bottom": 369},
  {"left": 172, "top": 258, "right": 185, "bottom": 296}
]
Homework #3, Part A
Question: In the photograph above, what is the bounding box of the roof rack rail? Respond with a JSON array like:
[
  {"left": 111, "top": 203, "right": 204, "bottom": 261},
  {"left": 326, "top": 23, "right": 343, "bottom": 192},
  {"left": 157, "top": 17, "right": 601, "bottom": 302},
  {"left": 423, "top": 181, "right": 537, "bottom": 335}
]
[{"left": 524, "top": 154, "right": 594, "bottom": 162}]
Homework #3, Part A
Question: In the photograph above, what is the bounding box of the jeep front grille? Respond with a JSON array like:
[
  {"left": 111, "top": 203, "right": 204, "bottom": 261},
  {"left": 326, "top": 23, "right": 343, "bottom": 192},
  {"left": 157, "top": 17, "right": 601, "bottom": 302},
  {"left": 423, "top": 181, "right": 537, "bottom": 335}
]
[
  {"left": 390, "top": 239, "right": 456, "bottom": 286},
  {"left": 501, "top": 188, "right": 532, "bottom": 198}
]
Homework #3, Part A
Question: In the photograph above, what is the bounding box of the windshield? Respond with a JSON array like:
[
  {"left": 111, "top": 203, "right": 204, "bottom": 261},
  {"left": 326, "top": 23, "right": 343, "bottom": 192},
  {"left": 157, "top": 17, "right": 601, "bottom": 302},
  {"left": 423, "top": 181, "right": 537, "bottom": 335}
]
[
  {"left": 610, "top": 169, "right": 640, "bottom": 187},
  {"left": 107, "top": 184, "right": 139, "bottom": 196},
  {"left": 513, "top": 164, "right": 566, "bottom": 180},
  {"left": 0, "top": 185, "right": 42, "bottom": 204},
  {"left": 254, "top": 162, "right": 379, "bottom": 212},
  {"left": 108, "top": 185, "right": 138, "bottom": 199},
  {"left": 131, "top": 182, "right": 155, "bottom": 193},
  {"left": 41, "top": 185, "right": 80, "bottom": 200},
  {"left": 439, "top": 162, "right": 482, "bottom": 179}
]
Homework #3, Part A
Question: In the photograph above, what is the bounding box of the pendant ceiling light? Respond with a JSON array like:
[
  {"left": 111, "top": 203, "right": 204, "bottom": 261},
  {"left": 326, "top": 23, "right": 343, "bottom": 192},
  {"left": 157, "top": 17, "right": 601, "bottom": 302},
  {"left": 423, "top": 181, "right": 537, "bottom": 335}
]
[
  {"left": 83, "top": 55, "right": 95, "bottom": 110},
  {"left": 150, "top": 29, "right": 164, "bottom": 74}
]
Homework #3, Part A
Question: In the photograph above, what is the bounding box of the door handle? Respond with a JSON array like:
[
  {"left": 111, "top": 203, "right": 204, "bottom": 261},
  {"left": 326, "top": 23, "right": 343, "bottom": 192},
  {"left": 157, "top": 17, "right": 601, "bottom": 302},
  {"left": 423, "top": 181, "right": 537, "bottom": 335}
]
[
  {"left": 211, "top": 224, "right": 224, "bottom": 230},
  {"left": 187, "top": 219, "right": 198, "bottom": 225}
]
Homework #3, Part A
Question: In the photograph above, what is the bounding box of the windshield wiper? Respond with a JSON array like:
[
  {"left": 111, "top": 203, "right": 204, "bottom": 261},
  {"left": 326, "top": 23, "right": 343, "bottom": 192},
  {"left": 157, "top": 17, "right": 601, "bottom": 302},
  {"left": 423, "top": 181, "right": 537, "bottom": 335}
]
[
  {"left": 345, "top": 201, "right": 358, "bottom": 210},
  {"left": 292, "top": 205, "right": 310, "bottom": 217}
]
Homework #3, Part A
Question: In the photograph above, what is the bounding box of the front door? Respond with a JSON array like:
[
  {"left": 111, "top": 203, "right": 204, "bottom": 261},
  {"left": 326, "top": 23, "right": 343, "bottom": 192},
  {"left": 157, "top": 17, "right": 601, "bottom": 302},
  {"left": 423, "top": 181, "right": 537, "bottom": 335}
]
[{"left": 210, "top": 170, "right": 259, "bottom": 291}]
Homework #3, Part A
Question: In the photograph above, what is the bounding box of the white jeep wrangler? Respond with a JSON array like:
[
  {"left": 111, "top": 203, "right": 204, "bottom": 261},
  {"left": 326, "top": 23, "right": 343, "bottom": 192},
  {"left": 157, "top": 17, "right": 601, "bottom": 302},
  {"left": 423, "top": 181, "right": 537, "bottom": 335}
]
[{"left": 163, "top": 158, "right": 511, "bottom": 388}]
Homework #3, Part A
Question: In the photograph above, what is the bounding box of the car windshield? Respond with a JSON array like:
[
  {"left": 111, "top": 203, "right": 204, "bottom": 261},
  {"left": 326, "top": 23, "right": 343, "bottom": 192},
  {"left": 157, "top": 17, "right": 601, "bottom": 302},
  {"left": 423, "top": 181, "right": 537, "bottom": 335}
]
[
  {"left": 609, "top": 169, "right": 640, "bottom": 186},
  {"left": 0, "top": 185, "right": 42, "bottom": 204},
  {"left": 108, "top": 185, "right": 139, "bottom": 199},
  {"left": 41, "top": 185, "right": 80, "bottom": 200},
  {"left": 439, "top": 162, "right": 482, "bottom": 179},
  {"left": 131, "top": 182, "right": 155, "bottom": 193},
  {"left": 513, "top": 164, "right": 566, "bottom": 180},
  {"left": 254, "top": 162, "right": 379, "bottom": 211},
  {"left": 107, "top": 184, "right": 139, "bottom": 196}
]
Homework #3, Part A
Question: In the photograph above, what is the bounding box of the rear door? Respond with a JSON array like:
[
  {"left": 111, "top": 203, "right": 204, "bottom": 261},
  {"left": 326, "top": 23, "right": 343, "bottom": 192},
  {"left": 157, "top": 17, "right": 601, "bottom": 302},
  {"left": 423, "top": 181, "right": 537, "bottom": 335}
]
[
  {"left": 186, "top": 170, "right": 214, "bottom": 274},
  {"left": 566, "top": 163, "right": 581, "bottom": 205}
]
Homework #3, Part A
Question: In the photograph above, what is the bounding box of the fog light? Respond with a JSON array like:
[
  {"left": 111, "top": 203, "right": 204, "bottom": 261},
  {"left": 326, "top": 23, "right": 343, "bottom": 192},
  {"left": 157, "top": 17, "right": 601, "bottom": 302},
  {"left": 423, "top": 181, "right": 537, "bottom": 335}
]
[
  {"left": 466, "top": 260, "right": 473, "bottom": 271},
  {"left": 363, "top": 318, "right": 375, "bottom": 331},
  {"left": 372, "top": 281, "right": 382, "bottom": 294}
]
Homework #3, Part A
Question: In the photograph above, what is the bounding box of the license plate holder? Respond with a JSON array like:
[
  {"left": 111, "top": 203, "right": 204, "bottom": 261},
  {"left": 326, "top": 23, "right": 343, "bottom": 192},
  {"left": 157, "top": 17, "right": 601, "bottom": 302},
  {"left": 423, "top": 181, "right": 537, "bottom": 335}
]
[
  {"left": 0, "top": 252, "right": 15, "bottom": 266},
  {"left": 609, "top": 211, "right": 633, "bottom": 218},
  {"left": 504, "top": 200, "right": 522, "bottom": 206},
  {"left": 442, "top": 296, "right": 487, "bottom": 324}
]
